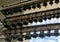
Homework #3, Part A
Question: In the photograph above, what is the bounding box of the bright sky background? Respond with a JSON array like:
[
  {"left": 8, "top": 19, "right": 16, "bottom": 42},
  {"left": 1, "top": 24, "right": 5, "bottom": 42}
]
[
  {"left": 30, "top": 36, "right": 60, "bottom": 42},
  {"left": 30, "top": 17, "right": 60, "bottom": 42},
  {"left": 22, "top": 18, "right": 60, "bottom": 42},
  {"left": 32, "top": 18, "right": 60, "bottom": 26}
]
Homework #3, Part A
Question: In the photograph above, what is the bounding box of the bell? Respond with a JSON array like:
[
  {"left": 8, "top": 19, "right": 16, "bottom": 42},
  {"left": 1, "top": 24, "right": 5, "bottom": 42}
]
[
  {"left": 8, "top": 9, "right": 13, "bottom": 15},
  {"left": 18, "top": 8, "right": 22, "bottom": 12},
  {"left": 37, "top": 3, "right": 41, "bottom": 8},
  {"left": 46, "top": 30, "right": 51, "bottom": 37},
  {"left": 31, "top": 32, "right": 37, "bottom": 38},
  {"left": 52, "top": 14, "right": 55, "bottom": 18},
  {"left": 23, "top": 5, "right": 27, "bottom": 11},
  {"left": 43, "top": 18, "right": 47, "bottom": 21},
  {"left": 4, "top": 12, "right": 8, "bottom": 15},
  {"left": 25, "top": 35, "right": 31, "bottom": 40},
  {"left": 48, "top": 17, "right": 51, "bottom": 20},
  {"left": 13, "top": 8, "right": 18, "bottom": 13},
  {"left": 56, "top": 15, "right": 59, "bottom": 18},
  {"left": 4, "top": 20, "right": 7, "bottom": 23},
  {"left": 5, "top": 38, "right": 11, "bottom": 41},
  {"left": 39, "top": 19, "right": 43, "bottom": 22},
  {"left": 43, "top": 2, "right": 47, "bottom": 7},
  {"left": 46, "top": 33, "right": 50, "bottom": 37},
  {"left": 28, "top": 19, "right": 33, "bottom": 23},
  {"left": 56, "top": 14, "right": 59, "bottom": 18},
  {"left": 11, "top": 24, "right": 16, "bottom": 28},
  {"left": 16, "top": 7, "right": 22, "bottom": 12},
  {"left": 3, "top": 10, "right": 9, "bottom": 15},
  {"left": 39, "top": 34, "right": 45, "bottom": 38},
  {"left": 32, "top": 3, "right": 36, "bottom": 9},
  {"left": 55, "top": 0, "right": 59, "bottom": 4},
  {"left": 23, "top": 21, "right": 28, "bottom": 25},
  {"left": 49, "top": 1, "right": 53, "bottom": 5},
  {"left": 4, "top": 24, "right": 11, "bottom": 28},
  {"left": 27, "top": 6, "right": 31, "bottom": 10},
  {"left": 17, "top": 38, "right": 23, "bottom": 41},
  {"left": 43, "top": 15, "right": 47, "bottom": 21},
  {"left": 39, "top": 31, "right": 45, "bottom": 38},
  {"left": 27, "top": 5, "right": 31, "bottom": 10},
  {"left": 23, "top": 7, "right": 26, "bottom": 11},
  {"left": 12, "top": 36, "right": 16, "bottom": 39},
  {"left": 8, "top": 11, "right": 13, "bottom": 15},
  {"left": 33, "top": 18, "right": 38, "bottom": 23},
  {"left": 17, "top": 22, "right": 23, "bottom": 27},
  {"left": 54, "top": 30, "right": 59, "bottom": 36}
]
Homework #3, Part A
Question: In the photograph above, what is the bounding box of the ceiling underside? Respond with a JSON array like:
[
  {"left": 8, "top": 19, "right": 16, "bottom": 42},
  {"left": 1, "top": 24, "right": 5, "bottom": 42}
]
[
  {"left": 0, "top": 0, "right": 22, "bottom": 6},
  {"left": 0, "top": 0, "right": 54, "bottom": 36},
  {"left": 0, "top": 0, "right": 49, "bottom": 6}
]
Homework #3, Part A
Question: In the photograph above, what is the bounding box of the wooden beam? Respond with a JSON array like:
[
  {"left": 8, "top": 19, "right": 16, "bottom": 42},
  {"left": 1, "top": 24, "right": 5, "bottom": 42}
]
[
  {"left": 3, "top": 23, "right": 60, "bottom": 33},
  {"left": 4, "top": 8, "right": 60, "bottom": 22},
  {"left": 1, "top": 0, "right": 50, "bottom": 10},
  {"left": 20, "top": 23, "right": 60, "bottom": 32}
]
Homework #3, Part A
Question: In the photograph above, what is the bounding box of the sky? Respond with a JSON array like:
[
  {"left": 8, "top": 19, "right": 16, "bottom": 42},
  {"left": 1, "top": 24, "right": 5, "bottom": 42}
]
[
  {"left": 30, "top": 36, "right": 60, "bottom": 42},
  {"left": 30, "top": 17, "right": 60, "bottom": 42},
  {"left": 27, "top": 17, "right": 60, "bottom": 26}
]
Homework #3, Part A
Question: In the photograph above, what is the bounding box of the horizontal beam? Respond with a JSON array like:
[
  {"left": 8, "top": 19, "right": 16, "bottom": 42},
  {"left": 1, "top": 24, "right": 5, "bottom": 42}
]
[
  {"left": 20, "top": 23, "right": 60, "bottom": 32},
  {"left": 5, "top": 8, "right": 60, "bottom": 22},
  {"left": 1, "top": 0, "right": 39, "bottom": 10},
  {"left": 4, "top": 23, "right": 60, "bottom": 33},
  {"left": 1, "top": 0, "right": 50, "bottom": 10}
]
